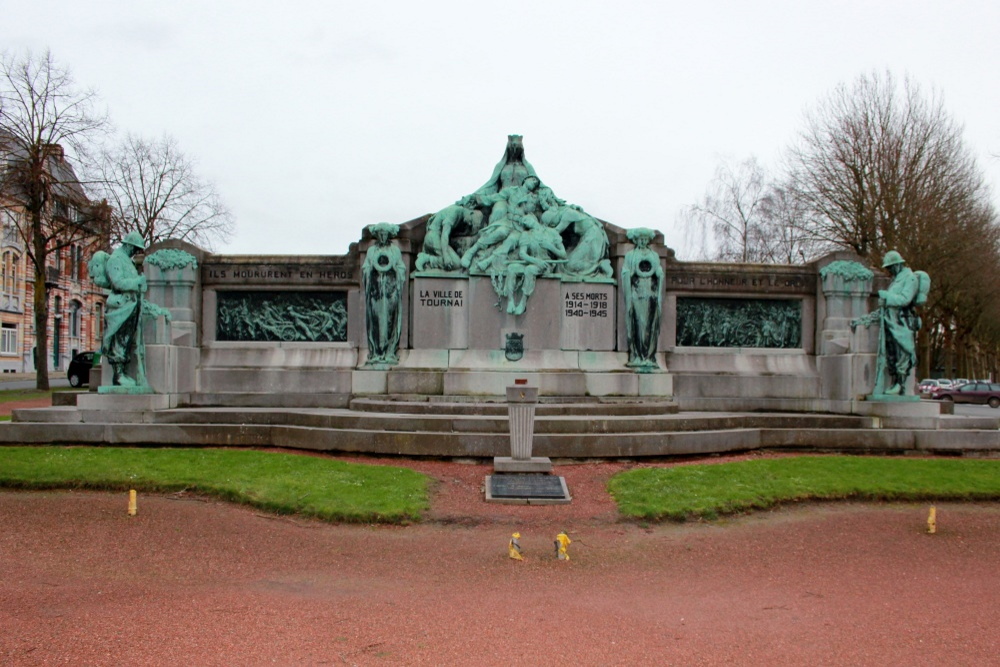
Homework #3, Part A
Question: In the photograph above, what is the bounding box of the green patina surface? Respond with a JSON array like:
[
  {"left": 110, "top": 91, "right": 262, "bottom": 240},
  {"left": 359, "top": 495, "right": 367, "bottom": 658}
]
[
  {"left": 217, "top": 291, "right": 348, "bottom": 342},
  {"left": 851, "top": 251, "right": 930, "bottom": 397},
  {"left": 362, "top": 223, "right": 406, "bottom": 366},
  {"left": 621, "top": 227, "right": 662, "bottom": 371},
  {"left": 89, "top": 232, "right": 172, "bottom": 393},
  {"left": 820, "top": 260, "right": 873, "bottom": 282},
  {"left": 677, "top": 297, "right": 802, "bottom": 348},
  {"left": 415, "top": 135, "right": 614, "bottom": 314},
  {"left": 145, "top": 249, "right": 198, "bottom": 272}
]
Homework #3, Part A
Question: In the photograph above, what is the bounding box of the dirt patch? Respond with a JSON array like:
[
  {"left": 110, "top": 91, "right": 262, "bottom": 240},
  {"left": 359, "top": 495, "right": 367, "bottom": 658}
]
[
  {"left": 1, "top": 456, "right": 998, "bottom": 665},
  {"left": 0, "top": 396, "right": 52, "bottom": 417}
]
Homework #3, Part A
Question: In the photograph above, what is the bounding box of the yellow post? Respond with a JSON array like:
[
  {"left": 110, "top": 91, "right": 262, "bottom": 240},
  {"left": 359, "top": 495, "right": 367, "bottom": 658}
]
[
  {"left": 508, "top": 532, "right": 523, "bottom": 561},
  {"left": 555, "top": 531, "right": 571, "bottom": 560},
  {"left": 128, "top": 489, "right": 137, "bottom": 516},
  {"left": 927, "top": 506, "right": 936, "bottom": 534}
]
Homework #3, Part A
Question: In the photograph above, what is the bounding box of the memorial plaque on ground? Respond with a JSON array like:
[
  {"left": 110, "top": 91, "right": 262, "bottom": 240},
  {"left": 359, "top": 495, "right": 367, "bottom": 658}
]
[{"left": 485, "top": 474, "right": 571, "bottom": 504}]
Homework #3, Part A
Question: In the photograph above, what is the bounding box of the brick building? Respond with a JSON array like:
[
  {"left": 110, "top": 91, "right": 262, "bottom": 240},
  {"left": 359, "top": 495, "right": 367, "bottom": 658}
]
[{"left": 0, "top": 137, "right": 108, "bottom": 373}]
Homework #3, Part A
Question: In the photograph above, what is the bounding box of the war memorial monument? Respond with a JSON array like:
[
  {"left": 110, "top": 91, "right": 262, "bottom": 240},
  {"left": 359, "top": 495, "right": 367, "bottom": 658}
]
[{"left": 4, "top": 136, "right": 999, "bottom": 463}]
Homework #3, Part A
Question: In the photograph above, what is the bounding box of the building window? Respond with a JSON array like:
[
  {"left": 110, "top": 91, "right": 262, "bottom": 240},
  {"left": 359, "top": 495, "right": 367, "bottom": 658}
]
[
  {"left": 77, "top": 246, "right": 86, "bottom": 280},
  {"left": 2, "top": 209, "right": 19, "bottom": 244},
  {"left": 70, "top": 300, "right": 82, "bottom": 338},
  {"left": 1, "top": 250, "right": 18, "bottom": 301},
  {"left": 1, "top": 323, "right": 17, "bottom": 355}
]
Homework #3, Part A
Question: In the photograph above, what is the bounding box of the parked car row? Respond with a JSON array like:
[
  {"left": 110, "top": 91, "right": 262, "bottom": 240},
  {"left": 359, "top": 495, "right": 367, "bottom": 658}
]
[
  {"left": 921, "top": 379, "right": 1000, "bottom": 408},
  {"left": 918, "top": 378, "right": 978, "bottom": 394}
]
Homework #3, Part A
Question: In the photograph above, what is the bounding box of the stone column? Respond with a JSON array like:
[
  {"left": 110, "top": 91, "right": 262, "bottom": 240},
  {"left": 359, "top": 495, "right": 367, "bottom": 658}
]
[
  {"left": 493, "top": 383, "right": 551, "bottom": 473},
  {"left": 142, "top": 248, "right": 201, "bottom": 396},
  {"left": 819, "top": 261, "right": 874, "bottom": 356},
  {"left": 817, "top": 259, "right": 877, "bottom": 402},
  {"left": 507, "top": 384, "right": 538, "bottom": 460}
]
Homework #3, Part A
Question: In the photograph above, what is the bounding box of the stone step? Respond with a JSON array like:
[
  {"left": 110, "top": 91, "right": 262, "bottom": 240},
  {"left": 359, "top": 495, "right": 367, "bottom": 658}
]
[
  {"left": 348, "top": 397, "right": 680, "bottom": 416},
  {"left": 11, "top": 406, "right": 872, "bottom": 435},
  {"left": 1, "top": 419, "right": 998, "bottom": 457}
]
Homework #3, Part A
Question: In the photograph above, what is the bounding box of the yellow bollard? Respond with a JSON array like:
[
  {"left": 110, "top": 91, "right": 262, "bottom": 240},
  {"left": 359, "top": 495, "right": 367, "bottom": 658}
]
[
  {"left": 508, "top": 532, "right": 523, "bottom": 561},
  {"left": 128, "top": 489, "right": 137, "bottom": 516},
  {"left": 927, "top": 506, "right": 936, "bottom": 534},
  {"left": 554, "top": 530, "right": 571, "bottom": 561}
]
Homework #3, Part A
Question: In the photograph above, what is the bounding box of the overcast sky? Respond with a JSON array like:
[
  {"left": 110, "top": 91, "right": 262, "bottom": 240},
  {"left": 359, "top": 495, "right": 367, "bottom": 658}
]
[{"left": 4, "top": 1, "right": 999, "bottom": 259}]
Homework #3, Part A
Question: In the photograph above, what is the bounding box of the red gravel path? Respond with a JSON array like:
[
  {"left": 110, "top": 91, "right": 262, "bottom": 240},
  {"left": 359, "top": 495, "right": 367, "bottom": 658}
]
[
  {"left": 0, "top": 396, "right": 53, "bottom": 417},
  {"left": 2, "top": 456, "right": 999, "bottom": 666}
]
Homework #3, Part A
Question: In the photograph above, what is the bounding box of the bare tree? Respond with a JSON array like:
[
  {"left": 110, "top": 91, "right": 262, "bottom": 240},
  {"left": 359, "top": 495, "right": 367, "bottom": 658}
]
[
  {"left": 756, "top": 183, "right": 830, "bottom": 263},
  {"left": 682, "top": 157, "right": 768, "bottom": 262},
  {"left": 96, "top": 133, "right": 233, "bottom": 249},
  {"left": 784, "top": 70, "right": 999, "bottom": 377},
  {"left": 682, "top": 156, "right": 815, "bottom": 263},
  {"left": 785, "top": 71, "right": 990, "bottom": 259},
  {"left": 0, "top": 50, "right": 108, "bottom": 389}
]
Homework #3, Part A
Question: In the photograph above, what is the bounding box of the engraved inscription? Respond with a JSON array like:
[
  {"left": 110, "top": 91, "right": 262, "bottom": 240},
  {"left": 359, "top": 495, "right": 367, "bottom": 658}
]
[
  {"left": 418, "top": 289, "right": 464, "bottom": 307},
  {"left": 564, "top": 290, "right": 609, "bottom": 319},
  {"left": 490, "top": 475, "right": 567, "bottom": 498}
]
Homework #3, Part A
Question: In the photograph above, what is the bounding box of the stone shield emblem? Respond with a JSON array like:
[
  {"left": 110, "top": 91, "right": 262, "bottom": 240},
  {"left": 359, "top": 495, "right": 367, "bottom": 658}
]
[{"left": 504, "top": 333, "right": 524, "bottom": 361}]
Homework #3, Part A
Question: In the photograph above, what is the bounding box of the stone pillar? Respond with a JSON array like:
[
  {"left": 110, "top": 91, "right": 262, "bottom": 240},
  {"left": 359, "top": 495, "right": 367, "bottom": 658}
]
[
  {"left": 817, "top": 259, "right": 877, "bottom": 402},
  {"left": 507, "top": 384, "right": 538, "bottom": 460},
  {"left": 819, "top": 261, "right": 874, "bottom": 356},
  {"left": 493, "top": 383, "right": 551, "bottom": 473},
  {"left": 142, "top": 248, "right": 201, "bottom": 396}
]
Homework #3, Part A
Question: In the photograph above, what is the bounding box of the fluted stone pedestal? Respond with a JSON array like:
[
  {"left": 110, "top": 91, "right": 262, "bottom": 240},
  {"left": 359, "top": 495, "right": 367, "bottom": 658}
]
[{"left": 493, "top": 385, "right": 551, "bottom": 473}]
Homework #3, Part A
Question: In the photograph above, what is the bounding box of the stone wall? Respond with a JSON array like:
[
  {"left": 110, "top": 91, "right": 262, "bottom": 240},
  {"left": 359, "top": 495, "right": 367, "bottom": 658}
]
[{"left": 137, "top": 236, "right": 883, "bottom": 410}]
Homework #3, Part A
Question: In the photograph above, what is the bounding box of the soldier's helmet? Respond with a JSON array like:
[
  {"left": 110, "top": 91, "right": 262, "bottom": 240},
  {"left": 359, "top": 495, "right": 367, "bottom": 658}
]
[
  {"left": 122, "top": 231, "right": 146, "bottom": 249},
  {"left": 882, "top": 250, "right": 905, "bottom": 268}
]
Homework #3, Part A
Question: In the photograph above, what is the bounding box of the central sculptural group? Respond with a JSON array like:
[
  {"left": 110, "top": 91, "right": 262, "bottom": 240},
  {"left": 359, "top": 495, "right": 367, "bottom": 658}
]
[{"left": 415, "top": 135, "right": 614, "bottom": 315}]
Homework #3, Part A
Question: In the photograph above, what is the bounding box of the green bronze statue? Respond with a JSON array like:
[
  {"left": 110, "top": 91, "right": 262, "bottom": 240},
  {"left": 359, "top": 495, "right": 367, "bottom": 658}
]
[
  {"left": 102, "top": 232, "right": 147, "bottom": 386},
  {"left": 418, "top": 135, "right": 614, "bottom": 313},
  {"left": 362, "top": 222, "right": 406, "bottom": 367},
  {"left": 414, "top": 199, "right": 484, "bottom": 273},
  {"left": 621, "top": 228, "right": 663, "bottom": 372},
  {"left": 852, "top": 250, "right": 930, "bottom": 396},
  {"left": 496, "top": 219, "right": 567, "bottom": 315},
  {"left": 475, "top": 134, "right": 537, "bottom": 195},
  {"left": 543, "top": 203, "right": 613, "bottom": 281},
  {"left": 88, "top": 231, "right": 171, "bottom": 391},
  {"left": 461, "top": 176, "right": 542, "bottom": 274}
]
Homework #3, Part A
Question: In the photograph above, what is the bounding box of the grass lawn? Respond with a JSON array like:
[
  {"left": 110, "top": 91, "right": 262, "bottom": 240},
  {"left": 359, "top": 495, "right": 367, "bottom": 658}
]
[
  {"left": 0, "top": 387, "right": 74, "bottom": 404},
  {"left": 0, "top": 446, "right": 430, "bottom": 523},
  {"left": 608, "top": 455, "right": 1000, "bottom": 521}
]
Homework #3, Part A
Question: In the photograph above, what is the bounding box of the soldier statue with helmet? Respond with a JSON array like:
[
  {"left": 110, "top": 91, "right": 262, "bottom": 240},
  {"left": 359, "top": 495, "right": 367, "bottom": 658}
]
[
  {"left": 852, "top": 250, "right": 930, "bottom": 397},
  {"left": 88, "top": 231, "right": 171, "bottom": 390}
]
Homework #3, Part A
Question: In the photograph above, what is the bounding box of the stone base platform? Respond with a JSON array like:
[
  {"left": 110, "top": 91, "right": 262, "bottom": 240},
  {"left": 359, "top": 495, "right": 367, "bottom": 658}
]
[
  {"left": 4, "top": 395, "right": 999, "bottom": 458},
  {"left": 493, "top": 456, "right": 553, "bottom": 473}
]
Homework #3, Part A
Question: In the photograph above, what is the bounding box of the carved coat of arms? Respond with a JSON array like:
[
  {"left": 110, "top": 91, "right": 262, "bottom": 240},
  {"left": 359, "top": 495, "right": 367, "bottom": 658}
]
[{"left": 505, "top": 333, "right": 524, "bottom": 361}]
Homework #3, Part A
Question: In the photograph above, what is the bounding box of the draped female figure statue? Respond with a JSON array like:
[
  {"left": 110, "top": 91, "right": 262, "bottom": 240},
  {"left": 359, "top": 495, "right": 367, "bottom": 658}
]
[
  {"left": 621, "top": 228, "right": 663, "bottom": 372},
  {"left": 362, "top": 223, "right": 406, "bottom": 367}
]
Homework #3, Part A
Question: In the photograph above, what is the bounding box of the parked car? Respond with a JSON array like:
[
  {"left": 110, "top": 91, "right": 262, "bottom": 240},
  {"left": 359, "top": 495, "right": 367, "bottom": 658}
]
[
  {"left": 67, "top": 351, "right": 96, "bottom": 388},
  {"left": 952, "top": 378, "right": 970, "bottom": 388},
  {"left": 933, "top": 381, "right": 1000, "bottom": 408},
  {"left": 918, "top": 379, "right": 943, "bottom": 396}
]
